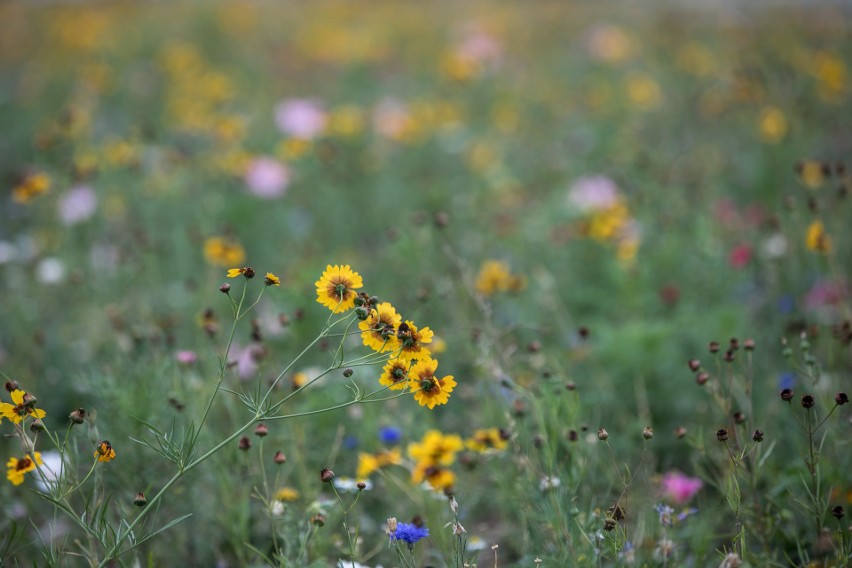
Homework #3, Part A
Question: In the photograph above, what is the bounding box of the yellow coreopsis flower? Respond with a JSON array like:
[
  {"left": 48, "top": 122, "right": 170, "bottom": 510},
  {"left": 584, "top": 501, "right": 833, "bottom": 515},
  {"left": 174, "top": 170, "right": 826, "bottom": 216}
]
[
  {"left": 204, "top": 237, "right": 246, "bottom": 267},
  {"left": 265, "top": 272, "right": 280, "bottom": 287},
  {"left": 12, "top": 173, "right": 51, "bottom": 204},
  {"left": 758, "top": 106, "right": 788, "bottom": 144},
  {"left": 0, "top": 390, "right": 47, "bottom": 424},
  {"left": 357, "top": 448, "right": 402, "bottom": 478},
  {"left": 412, "top": 463, "right": 456, "bottom": 492},
  {"left": 409, "top": 358, "right": 455, "bottom": 409},
  {"left": 227, "top": 267, "right": 246, "bottom": 278},
  {"left": 275, "top": 487, "right": 300, "bottom": 501},
  {"left": 466, "top": 428, "right": 508, "bottom": 453},
  {"left": 359, "top": 302, "right": 401, "bottom": 352},
  {"left": 408, "top": 430, "right": 463, "bottom": 467},
  {"left": 6, "top": 453, "right": 43, "bottom": 486},
  {"left": 395, "top": 321, "right": 433, "bottom": 363},
  {"left": 379, "top": 359, "right": 410, "bottom": 391},
  {"left": 315, "top": 264, "right": 363, "bottom": 313},
  {"left": 94, "top": 441, "right": 116, "bottom": 463},
  {"left": 805, "top": 220, "right": 832, "bottom": 253}
]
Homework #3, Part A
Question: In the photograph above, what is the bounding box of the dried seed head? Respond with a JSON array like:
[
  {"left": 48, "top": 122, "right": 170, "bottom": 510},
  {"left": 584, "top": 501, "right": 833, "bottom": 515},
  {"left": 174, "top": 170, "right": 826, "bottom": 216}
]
[
  {"left": 696, "top": 372, "right": 709, "bottom": 386},
  {"left": 386, "top": 517, "right": 398, "bottom": 534},
  {"left": 603, "top": 517, "right": 617, "bottom": 531},
  {"left": 5, "top": 380, "right": 20, "bottom": 392},
  {"left": 675, "top": 426, "right": 688, "bottom": 439},
  {"left": 801, "top": 395, "right": 815, "bottom": 409},
  {"left": 724, "top": 350, "right": 736, "bottom": 362},
  {"left": 597, "top": 428, "right": 609, "bottom": 441},
  {"left": 30, "top": 419, "right": 46, "bottom": 433},
  {"left": 729, "top": 338, "right": 740, "bottom": 351},
  {"left": 835, "top": 392, "right": 849, "bottom": 405},
  {"left": 752, "top": 429, "right": 764, "bottom": 442},
  {"left": 832, "top": 506, "right": 845, "bottom": 520},
  {"left": 733, "top": 412, "right": 746, "bottom": 424},
  {"left": 320, "top": 468, "right": 335, "bottom": 483},
  {"left": 708, "top": 341, "right": 720, "bottom": 354},
  {"left": 780, "top": 388, "right": 794, "bottom": 402},
  {"left": 716, "top": 428, "right": 730, "bottom": 442}
]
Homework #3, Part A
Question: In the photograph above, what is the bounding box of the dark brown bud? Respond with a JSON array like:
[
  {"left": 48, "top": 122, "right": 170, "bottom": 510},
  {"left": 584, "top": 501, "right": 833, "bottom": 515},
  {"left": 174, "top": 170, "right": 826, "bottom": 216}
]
[
  {"left": 219, "top": 283, "right": 231, "bottom": 294},
  {"left": 780, "top": 388, "right": 794, "bottom": 402},
  {"left": 675, "top": 426, "right": 688, "bottom": 439},
  {"left": 357, "top": 481, "right": 367, "bottom": 490},
  {"left": 320, "top": 468, "right": 335, "bottom": 483},
  {"left": 343, "top": 367, "right": 354, "bottom": 378},
  {"left": 734, "top": 412, "right": 746, "bottom": 424},
  {"left": 527, "top": 341, "right": 541, "bottom": 353},
  {"left": 565, "top": 380, "right": 577, "bottom": 391},
  {"left": 578, "top": 326, "right": 589, "bottom": 339},
  {"left": 434, "top": 211, "right": 449, "bottom": 228},
  {"left": 597, "top": 428, "right": 609, "bottom": 441},
  {"left": 696, "top": 372, "right": 709, "bottom": 386},
  {"left": 752, "top": 429, "right": 764, "bottom": 442},
  {"left": 254, "top": 423, "right": 269, "bottom": 437},
  {"left": 498, "top": 428, "right": 511, "bottom": 441},
  {"left": 729, "top": 338, "right": 740, "bottom": 351},
  {"left": 832, "top": 506, "right": 845, "bottom": 520},
  {"left": 801, "top": 395, "right": 815, "bottom": 409},
  {"left": 22, "top": 393, "right": 37, "bottom": 408},
  {"left": 30, "top": 419, "right": 45, "bottom": 433},
  {"left": 688, "top": 359, "right": 701, "bottom": 372},
  {"left": 69, "top": 408, "right": 86, "bottom": 425},
  {"left": 533, "top": 434, "right": 544, "bottom": 448},
  {"left": 716, "top": 428, "right": 729, "bottom": 442},
  {"left": 273, "top": 450, "right": 287, "bottom": 464},
  {"left": 835, "top": 392, "right": 849, "bottom": 405},
  {"left": 238, "top": 437, "right": 252, "bottom": 451},
  {"left": 5, "top": 380, "right": 19, "bottom": 392},
  {"left": 134, "top": 492, "right": 147, "bottom": 507},
  {"left": 724, "top": 350, "right": 736, "bottom": 362},
  {"left": 567, "top": 429, "right": 578, "bottom": 442},
  {"left": 243, "top": 267, "right": 255, "bottom": 279},
  {"left": 642, "top": 427, "right": 654, "bottom": 440},
  {"left": 743, "top": 338, "right": 755, "bottom": 351},
  {"left": 709, "top": 341, "right": 720, "bottom": 354},
  {"left": 311, "top": 513, "right": 326, "bottom": 526}
]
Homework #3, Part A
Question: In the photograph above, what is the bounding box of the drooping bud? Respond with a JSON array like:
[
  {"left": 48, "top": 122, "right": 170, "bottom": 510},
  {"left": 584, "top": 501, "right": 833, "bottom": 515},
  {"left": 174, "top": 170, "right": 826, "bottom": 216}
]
[
  {"left": 273, "top": 450, "right": 287, "bottom": 464},
  {"left": 219, "top": 283, "right": 231, "bottom": 294},
  {"left": 69, "top": 408, "right": 87, "bottom": 425},
  {"left": 835, "top": 392, "right": 849, "bottom": 405},
  {"left": 320, "top": 468, "right": 335, "bottom": 483},
  {"left": 642, "top": 427, "right": 653, "bottom": 440},
  {"left": 780, "top": 388, "right": 794, "bottom": 402},
  {"left": 597, "top": 428, "right": 609, "bottom": 441},
  {"left": 801, "top": 395, "right": 815, "bottom": 409}
]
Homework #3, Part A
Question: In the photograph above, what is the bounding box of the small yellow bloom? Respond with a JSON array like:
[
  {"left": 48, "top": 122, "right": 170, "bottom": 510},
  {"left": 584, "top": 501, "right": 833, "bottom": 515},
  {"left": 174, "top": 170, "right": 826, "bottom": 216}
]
[
  {"left": 359, "top": 302, "right": 401, "bottom": 352},
  {"left": 395, "top": 320, "right": 433, "bottom": 363},
  {"left": 466, "top": 428, "right": 508, "bottom": 453},
  {"left": 357, "top": 448, "right": 402, "bottom": 478},
  {"left": 204, "top": 237, "right": 246, "bottom": 267},
  {"left": 380, "top": 359, "right": 410, "bottom": 391},
  {"left": 797, "top": 161, "right": 827, "bottom": 189},
  {"left": 94, "top": 441, "right": 116, "bottom": 463},
  {"left": 6, "top": 453, "right": 43, "bottom": 486},
  {"left": 805, "top": 220, "right": 832, "bottom": 253},
  {"left": 412, "top": 463, "right": 456, "bottom": 491},
  {"left": 315, "top": 264, "right": 363, "bottom": 313},
  {"left": 0, "top": 389, "right": 47, "bottom": 424},
  {"left": 409, "top": 359, "right": 455, "bottom": 409},
  {"left": 227, "top": 268, "right": 245, "bottom": 278},
  {"left": 626, "top": 73, "right": 662, "bottom": 110},
  {"left": 12, "top": 173, "right": 51, "bottom": 204},
  {"left": 758, "top": 106, "right": 788, "bottom": 144},
  {"left": 265, "top": 272, "right": 280, "bottom": 287},
  {"left": 275, "top": 487, "right": 300, "bottom": 501},
  {"left": 408, "top": 430, "right": 463, "bottom": 467}
]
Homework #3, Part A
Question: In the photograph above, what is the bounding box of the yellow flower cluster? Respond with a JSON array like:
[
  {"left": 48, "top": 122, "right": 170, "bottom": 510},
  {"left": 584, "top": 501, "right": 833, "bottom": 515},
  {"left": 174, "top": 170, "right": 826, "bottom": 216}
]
[
  {"left": 12, "top": 173, "right": 51, "bottom": 204},
  {"left": 407, "top": 430, "right": 463, "bottom": 492},
  {"left": 315, "top": 265, "right": 456, "bottom": 409},
  {"left": 475, "top": 260, "right": 526, "bottom": 296},
  {"left": 356, "top": 448, "right": 402, "bottom": 479}
]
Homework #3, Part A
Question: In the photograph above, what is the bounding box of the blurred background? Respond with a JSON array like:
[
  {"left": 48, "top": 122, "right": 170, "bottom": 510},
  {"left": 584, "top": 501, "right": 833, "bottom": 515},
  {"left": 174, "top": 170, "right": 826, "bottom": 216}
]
[{"left": 0, "top": 1, "right": 850, "bottom": 566}]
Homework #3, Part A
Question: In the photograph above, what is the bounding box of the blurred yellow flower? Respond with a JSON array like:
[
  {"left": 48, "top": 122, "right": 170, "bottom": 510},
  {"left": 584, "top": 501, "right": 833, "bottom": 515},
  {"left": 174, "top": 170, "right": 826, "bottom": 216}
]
[
  {"left": 412, "top": 463, "right": 456, "bottom": 491},
  {"left": 227, "top": 268, "right": 246, "bottom": 278},
  {"left": 813, "top": 51, "right": 846, "bottom": 101},
  {"left": 466, "top": 428, "right": 508, "bottom": 453},
  {"left": 408, "top": 430, "right": 463, "bottom": 467},
  {"left": 805, "top": 220, "right": 831, "bottom": 253},
  {"left": 204, "top": 237, "right": 246, "bottom": 267},
  {"left": 328, "top": 105, "right": 365, "bottom": 137},
  {"left": 315, "top": 264, "right": 363, "bottom": 313},
  {"left": 265, "top": 273, "right": 280, "bottom": 287},
  {"left": 274, "top": 487, "right": 300, "bottom": 502},
  {"left": 475, "top": 260, "right": 512, "bottom": 295},
  {"left": 676, "top": 42, "right": 716, "bottom": 77},
  {"left": 797, "top": 161, "right": 827, "bottom": 189},
  {"left": 357, "top": 448, "right": 402, "bottom": 478},
  {"left": 626, "top": 73, "right": 662, "bottom": 110},
  {"left": 6, "top": 453, "right": 42, "bottom": 486},
  {"left": 758, "top": 106, "right": 788, "bottom": 144},
  {"left": 12, "top": 173, "right": 51, "bottom": 204}
]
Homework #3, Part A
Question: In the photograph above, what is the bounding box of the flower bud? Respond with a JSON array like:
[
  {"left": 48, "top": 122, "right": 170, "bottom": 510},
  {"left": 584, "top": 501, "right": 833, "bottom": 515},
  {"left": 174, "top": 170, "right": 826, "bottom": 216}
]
[
  {"left": 724, "top": 350, "right": 735, "bottom": 362},
  {"left": 743, "top": 338, "right": 755, "bottom": 351},
  {"left": 5, "top": 380, "right": 19, "bottom": 392},
  {"left": 565, "top": 380, "right": 576, "bottom": 391},
  {"left": 311, "top": 513, "right": 326, "bottom": 526},
  {"left": 696, "top": 372, "right": 709, "bottom": 386},
  {"left": 729, "top": 338, "right": 740, "bottom": 351},
  {"left": 688, "top": 359, "right": 701, "bottom": 372},
  {"left": 752, "top": 429, "right": 764, "bottom": 442},
  {"left": 354, "top": 307, "right": 369, "bottom": 320},
  {"left": 642, "top": 427, "right": 653, "bottom": 440},
  {"left": 387, "top": 517, "right": 398, "bottom": 534},
  {"left": 254, "top": 423, "right": 269, "bottom": 437},
  {"left": 675, "top": 426, "right": 687, "bottom": 439},
  {"left": 357, "top": 481, "right": 367, "bottom": 490},
  {"left": 30, "top": 419, "right": 46, "bottom": 433},
  {"left": 134, "top": 492, "right": 147, "bottom": 507},
  {"left": 708, "top": 341, "right": 720, "bottom": 354},
  {"left": 801, "top": 395, "right": 815, "bottom": 409},
  {"left": 22, "top": 393, "right": 38, "bottom": 408},
  {"left": 733, "top": 412, "right": 746, "bottom": 424},
  {"left": 343, "top": 367, "right": 354, "bottom": 378},
  {"left": 320, "top": 468, "right": 335, "bottom": 483},
  {"left": 273, "top": 450, "right": 287, "bottom": 464},
  {"left": 716, "top": 428, "right": 729, "bottom": 442},
  {"left": 243, "top": 267, "right": 255, "bottom": 279},
  {"left": 69, "top": 408, "right": 87, "bottom": 425},
  {"left": 238, "top": 437, "right": 252, "bottom": 451},
  {"left": 832, "top": 506, "right": 845, "bottom": 520},
  {"left": 780, "top": 388, "right": 794, "bottom": 402},
  {"left": 434, "top": 211, "right": 449, "bottom": 227},
  {"left": 219, "top": 283, "right": 231, "bottom": 294},
  {"left": 597, "top": 428, "right": 609, "bottom": 441},
  {"left": 836, "top": 392, "right": 849, "bottom": 405}
]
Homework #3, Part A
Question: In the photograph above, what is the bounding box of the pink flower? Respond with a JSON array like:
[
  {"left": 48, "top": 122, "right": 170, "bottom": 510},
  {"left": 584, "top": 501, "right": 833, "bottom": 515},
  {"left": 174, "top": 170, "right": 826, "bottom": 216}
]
[
  {"left": 58, "top": 185, "right": 97, "bottom": 225},
  {"left": 455, "top": 24, "right": 502, "bottom": 65},
  {"left": 567, "top": 175, "right": 620, "bottom": 212},
  {"left": 274, "top": 99, "right": 327, "bottom": 139},
  {"left": 245, "top": 157, "right": 289, "bottom": 199},
  {"left": 728, "top": 244, "right": 752, "bottom": 268},
  {"left": 661, "top": 472, "right": 702, "bottom": 504},
  {"left": 175, "top": 350, "right": 197, "bottom": 365},
  {"left": 804, "top": 279, "right": 848, "bottom": 311},
  {"left": 372, "top": 99, "right": 412, "bottom": 140}
]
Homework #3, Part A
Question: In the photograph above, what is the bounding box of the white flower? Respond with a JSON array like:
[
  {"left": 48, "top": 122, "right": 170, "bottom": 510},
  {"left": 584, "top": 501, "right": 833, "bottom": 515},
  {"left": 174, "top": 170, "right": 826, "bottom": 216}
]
[
  {"left": 539, "top": 476, "right": 561, "bottom": 491},
  {"left": 35, "top": 450, "right": 63, "bottom": 492},
  {"left": 36, "top": 258, "right": 66, "bottom": 285}
]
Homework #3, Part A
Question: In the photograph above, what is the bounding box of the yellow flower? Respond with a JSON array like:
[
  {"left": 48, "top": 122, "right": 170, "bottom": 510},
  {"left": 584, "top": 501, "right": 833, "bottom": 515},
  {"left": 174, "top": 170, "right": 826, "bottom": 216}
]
[
  {"left": 797, "top": 161, "right": 827, "bottom": 189},
  {"left": 626, "top": 73, "right": 662, "bottom": 110},
  {"left": 586, "top": 203, "right": 630, "bottom": 241},
  {"left": 227, "top": 268, "right": 245, "bottom": 278},
  {"left": 409, "top": 358, "right": 455, "bottom": 409},
  {"left": 12, "top": 173, "right": 51, "bottom": 204},
  {"left": 94, "top": 441, "right": 116, "bottom": 463},
  {"left": 328, "top": 105, "right": 365, "bottom": 137},
  {"left": 275, "top": 487, "right": 300, "bottom": 501},
  {"left": 466, "top": 428, "right": 508, "bottom": 453},
  {"left": 758, "top": 106, "right": 788, "bottom": 144},
  {"left": 380, "top": 359, "right": 410, "bottom": 391},
  {"left": 408, "top": 430, "right": 463, "bottom": 467},
  {"left": 357, "top": 448, "right": 402, "bottom": 478},
  {"left": 412, "top": 463, "right": 456, "bottom": 491},
  {"left": 395, "top": 321, "right": 433, "bottom": 363},
  {"left": 315, "top": 264, "right": 363, "bottom": 313},
  {"left": 265, "top": 272, "right": 281, "bottom": 287},
  {"left": 204, "top": 237, "right": 246, "bottom": 267},
  {"left": 475, "top": 260, "right": 512, "bottom": 295},
  {"left": 358, "top": 302, "right": 401, "bottom": 352},
  {"left": 0, "top": 389, "right": 47, "bottom": 424},
  {"left": 292, "top": 371, "right": 308, "bottom": 389},
  {"left": 6, "top": 453, "right": 43, "bottom": 486},
  {"left": 805, "top": 221, "right": 832, "bottom": 253}
]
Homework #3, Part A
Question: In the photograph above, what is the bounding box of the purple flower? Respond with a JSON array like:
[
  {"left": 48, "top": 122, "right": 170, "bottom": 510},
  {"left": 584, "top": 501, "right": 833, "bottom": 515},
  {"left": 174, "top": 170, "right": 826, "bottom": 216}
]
[
  {"left": 390, "top": 522, "right": 429, "bottom": 545},
  {"left": 58, "top": 185, "right": 97, "bottom": 225},
  {"left": 245, "top": 157, "right": 290, "bottom": 199},
  {"left": 566, "top": 175, "right": 619, "bottom": 212},
  {"left": 275, "top": 99, "right": 327, "bottom": 139},
  {"left": 175, "top": 350, "right": 197, "bottom": 365},
  {"left": 379, "top": 425, "right": 402, "bottom": 445}
]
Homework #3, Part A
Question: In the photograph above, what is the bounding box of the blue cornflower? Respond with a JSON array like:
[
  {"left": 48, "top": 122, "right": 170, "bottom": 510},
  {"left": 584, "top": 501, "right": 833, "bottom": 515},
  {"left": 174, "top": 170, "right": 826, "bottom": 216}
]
[
  {"left": 391, "top": 522, "right": 430, "bottom": 546},
  {"left": 379, "top": 425, "right": 402, "bottom": 445},
  {"left": 343, "top": 435, "right": 359, "bottom": 450},
  {"left": 778, "top": 372, "right": 796, "bottom": 391}
]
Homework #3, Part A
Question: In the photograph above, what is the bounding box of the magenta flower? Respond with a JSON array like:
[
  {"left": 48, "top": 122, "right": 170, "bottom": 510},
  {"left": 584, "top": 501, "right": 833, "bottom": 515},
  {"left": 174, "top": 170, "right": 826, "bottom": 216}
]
[
  {"left": 175, "top": 350, "right": 197, "bottom": 365},
  {"left": 661, "top": 472, "right": 702, "bottom": 504},
  {"left": 245, "top": 157, "right": 290, "bottom": 199},
  {"left": 728, "top": 244, "right": 752, "bottom": 268},
  {"left": 275, "top": 99, "right": 327, "bottom": 139}
]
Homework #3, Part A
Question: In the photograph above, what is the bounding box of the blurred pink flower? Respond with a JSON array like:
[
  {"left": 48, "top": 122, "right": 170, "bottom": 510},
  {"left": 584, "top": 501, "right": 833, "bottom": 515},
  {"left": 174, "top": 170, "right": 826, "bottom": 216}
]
[
  {"left": 175, "top": 350, "right": 197, "bottom": 365},
  {"left": 245, "top": 157, "right": 289, "bottom": 199},
  {"left": 275, "top": 99, "right": 327, "bottom": 139},
  {"left": 729, "top": 244, "right": 752, "bottom": 268},
  {"left": 804, "top": 279, "right": 848, "bottom": 311},
  {"left": 373, "top": 99, "right": 412, "bottom": 140},
  {"left": 567, "top": 175, "right": 620, "bottom": 212},
  {"left": 456, "top": 24, "right": 502, "bottom": 65},
  {"left": 58, "top": 185, "right": 97, "bottom": 225},
  {"left": 661, "top": 472, "right": 702, "bottom": 504}
]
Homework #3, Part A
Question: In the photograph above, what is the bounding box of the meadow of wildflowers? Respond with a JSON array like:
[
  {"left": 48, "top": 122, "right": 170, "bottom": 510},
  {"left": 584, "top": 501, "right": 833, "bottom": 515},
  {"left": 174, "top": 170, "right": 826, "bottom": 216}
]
[{"left": 1, "top": 2, "right": 850, "bottom": 566}]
